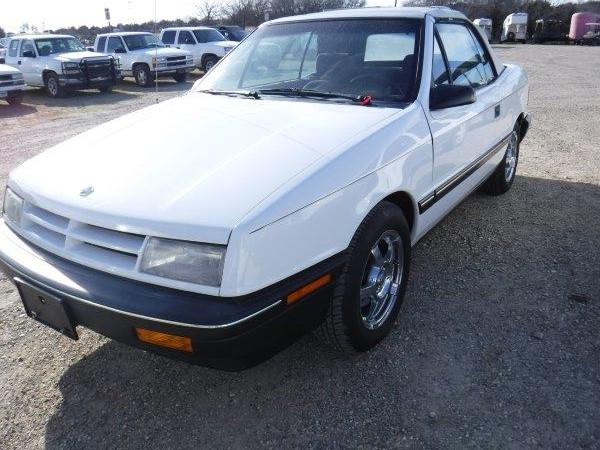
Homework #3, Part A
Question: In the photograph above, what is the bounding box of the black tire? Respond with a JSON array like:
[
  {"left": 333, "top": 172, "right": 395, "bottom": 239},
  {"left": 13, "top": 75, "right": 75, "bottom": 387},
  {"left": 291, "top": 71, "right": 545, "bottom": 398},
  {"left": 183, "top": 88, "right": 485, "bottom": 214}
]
[
  {"left": 6, "top": 91, "right": 24, "bottom": 105},
  {"left": 483, "top": 124, "right": 520, "bottom": 196},
  {"left": 45, "top": 72, "right": 64, "bottom": 98},
  {"left": 133, "top": 64, "right": 153, "bottom": 87},
  {"left": 202, "top": 55, "right": 219, "bottom": 72},
  {"left": 507, "top": 32, "right": 515, "bottom": 42},
  {"left": 315, "top": 201, "right": 411, "bottom": 352},
  {"left": 98, "top": 85, "right": 113, "bottom": 93},
  {"left": 172, "top": 73, "right": 188, "bottom": 83}
]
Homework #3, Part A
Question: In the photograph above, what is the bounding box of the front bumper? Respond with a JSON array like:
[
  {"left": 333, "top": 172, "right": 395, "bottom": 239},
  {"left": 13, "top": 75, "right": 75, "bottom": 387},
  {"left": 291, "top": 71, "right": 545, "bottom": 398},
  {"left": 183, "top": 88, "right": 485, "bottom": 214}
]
[
  {"left": 0, "top": 221, "right": 343, "bottom": 370},
  {"left": 59, "top": 73, "right": 120, "bottom": 89},
  {"left": 152, "top": 64, "right": 195, "bottom": 76}
]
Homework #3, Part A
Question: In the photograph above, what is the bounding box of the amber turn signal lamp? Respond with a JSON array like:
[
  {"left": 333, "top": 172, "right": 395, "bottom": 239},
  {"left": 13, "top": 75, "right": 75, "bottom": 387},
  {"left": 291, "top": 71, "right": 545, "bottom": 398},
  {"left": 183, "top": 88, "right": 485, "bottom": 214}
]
[
  {"left": 287, "top": 274, "right": 332, "bottom": 304},
  {"left": 135, "top": 328, "right": 193, "bottom": 353}
]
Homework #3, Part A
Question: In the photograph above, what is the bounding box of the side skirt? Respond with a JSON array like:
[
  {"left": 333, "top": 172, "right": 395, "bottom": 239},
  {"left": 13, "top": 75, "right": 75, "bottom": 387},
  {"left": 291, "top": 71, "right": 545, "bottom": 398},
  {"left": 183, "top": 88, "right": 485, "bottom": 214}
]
[{"left": 418, "top": 133, "right": 511, "bottom": 214}]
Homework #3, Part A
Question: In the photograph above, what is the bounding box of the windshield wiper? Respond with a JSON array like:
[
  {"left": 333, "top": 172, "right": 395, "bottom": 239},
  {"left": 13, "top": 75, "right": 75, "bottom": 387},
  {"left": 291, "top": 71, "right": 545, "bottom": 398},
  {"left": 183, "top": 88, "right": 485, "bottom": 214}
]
[
  {"left": 196, "top": 89, "right": 260, "bottom": 99},
  {"left": 258, "top": 88, "right": 372, "bottom": 105}
]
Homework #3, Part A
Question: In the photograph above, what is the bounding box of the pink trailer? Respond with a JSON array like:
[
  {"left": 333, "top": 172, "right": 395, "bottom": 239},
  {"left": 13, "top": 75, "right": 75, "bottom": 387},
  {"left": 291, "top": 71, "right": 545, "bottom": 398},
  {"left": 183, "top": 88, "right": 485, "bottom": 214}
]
[{"left": 569, "top": 12, "right": 600, "bottom": 42}]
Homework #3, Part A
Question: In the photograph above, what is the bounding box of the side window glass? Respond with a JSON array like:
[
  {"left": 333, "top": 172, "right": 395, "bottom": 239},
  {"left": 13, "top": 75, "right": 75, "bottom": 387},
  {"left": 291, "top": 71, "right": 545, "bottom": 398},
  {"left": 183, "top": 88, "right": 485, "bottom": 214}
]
[
  {"left": 9, "top": 40, "right": 20, "bottom": 57},
  {"left": 107, "top": 36, "right": 124, "bottom": 53},
  {"left": 162, "top": 31, "right": 176, "bottom": 45},
  {"left": 431, "top": 34, "right": 449, "bottom": 87},
  {"left": 20, "top": 40, "right": 35, "bottom": 56},
  {"left": 97, "top": 36, "right": 107, "bottom": 52},
  {"left": 436, "top": 23, "right": 487, "bottom": 88},
  {"left": 178, "top": 31, "right": 195, "bottom": 45},
  {"left": 467, "top": 28, "right": 495, "bottom": 83}
]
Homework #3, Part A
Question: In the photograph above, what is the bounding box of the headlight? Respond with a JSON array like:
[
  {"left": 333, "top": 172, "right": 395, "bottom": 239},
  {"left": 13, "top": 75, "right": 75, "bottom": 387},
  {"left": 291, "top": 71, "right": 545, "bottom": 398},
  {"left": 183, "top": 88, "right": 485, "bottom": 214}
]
[
  {"left": 62, "top": 62, "right": 81, "bottom": 74},
  {"left": 11, "top": 73, "right": 23, "bottom": 80},
  {"left": 151, "top": 56, "right": 167, "bottom": 67},
  {"left": 140, "top": 237, "right": 226, "bottom": 287},
  {"left": 2, "top": 187, "right": 23, "bottom": 226}
]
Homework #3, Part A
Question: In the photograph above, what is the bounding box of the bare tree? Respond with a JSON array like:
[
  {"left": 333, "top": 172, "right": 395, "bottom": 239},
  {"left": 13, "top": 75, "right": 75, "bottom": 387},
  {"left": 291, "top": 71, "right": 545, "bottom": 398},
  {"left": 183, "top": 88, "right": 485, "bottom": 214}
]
[{"left": 197, "top": 0, "right": 221, "bottom": 25}]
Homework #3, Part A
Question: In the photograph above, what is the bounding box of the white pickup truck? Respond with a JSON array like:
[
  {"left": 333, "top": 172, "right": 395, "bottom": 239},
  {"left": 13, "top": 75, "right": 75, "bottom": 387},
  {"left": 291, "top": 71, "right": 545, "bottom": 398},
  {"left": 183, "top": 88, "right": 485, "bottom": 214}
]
[
  {"left": 160, "top": 27, "right": 237, "bottom": 71},
  {"left": 0, "top": 7, "right": 530, "bottom": 370},
  {"left": 0, "top": 64, "right": 26, "bottom": 105},
  {"left": 4, "top": 34, "right": 120, "bottom": 98},
  {"left": 94, "top": 32, "right": 194, "bottom": 87}
]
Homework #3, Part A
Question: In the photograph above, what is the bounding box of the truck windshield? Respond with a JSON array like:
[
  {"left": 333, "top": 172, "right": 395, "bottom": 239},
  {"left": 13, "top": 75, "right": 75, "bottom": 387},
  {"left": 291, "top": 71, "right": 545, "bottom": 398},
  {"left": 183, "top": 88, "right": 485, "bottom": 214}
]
[
  {"left": 35, "top": 38, "right": 85, "bottom": 56},
  {"left": 194, "top": 19, "right": 421, "bottom": 104},
  {"left": 123, "top": 34, "right": 164, "bottom": 50}
]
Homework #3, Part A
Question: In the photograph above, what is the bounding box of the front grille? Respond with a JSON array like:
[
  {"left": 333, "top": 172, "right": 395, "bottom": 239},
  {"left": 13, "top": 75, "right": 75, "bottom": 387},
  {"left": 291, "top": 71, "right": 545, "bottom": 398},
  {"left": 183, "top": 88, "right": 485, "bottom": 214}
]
[
  {"left": 18, "top": 202, "right": 145, "bottom": 273},
  {"left": 81, "top": 58, "right": 113, "bottom": 79},
  {"left": 166, "top": 56, "right": 186, "bottom": 62},
  {"left": 0, "top": 74, "right": 12, "bottom": 81},
  {"left": 0, "top": 79, "right": 24, "bottom": 87}
]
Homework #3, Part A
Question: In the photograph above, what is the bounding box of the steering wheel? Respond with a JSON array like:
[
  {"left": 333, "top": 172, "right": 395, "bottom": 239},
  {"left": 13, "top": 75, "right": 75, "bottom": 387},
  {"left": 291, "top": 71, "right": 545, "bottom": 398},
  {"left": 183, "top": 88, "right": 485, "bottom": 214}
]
[{"left": 348, "top": 74, "right": 404, "bottom": 98}]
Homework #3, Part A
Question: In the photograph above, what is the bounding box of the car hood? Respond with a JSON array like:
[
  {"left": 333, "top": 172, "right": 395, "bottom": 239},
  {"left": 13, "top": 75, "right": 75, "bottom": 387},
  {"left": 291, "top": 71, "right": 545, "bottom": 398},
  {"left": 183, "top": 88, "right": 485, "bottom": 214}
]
[
  {"left": 0, "top": 63, "right": 21, "bottom": 75},
  {"left": 56, "top": 51, "right": 112, "bottom": 62},
  {"left": 212, "top": 40, "right": 238, "bottom": 48},
  {"left": 137, "top": 47, "right": 190, "bottom": 57},
  {"left": 9, "top": 93, "right": 400, "bottom": 244}
]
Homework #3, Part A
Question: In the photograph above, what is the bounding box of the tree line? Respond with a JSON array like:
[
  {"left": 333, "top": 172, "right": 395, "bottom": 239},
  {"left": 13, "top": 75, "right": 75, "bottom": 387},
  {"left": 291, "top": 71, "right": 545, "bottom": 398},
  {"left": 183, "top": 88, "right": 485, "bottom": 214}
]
[{"left": 2, "top": 0, "right": 599, "bottom": 43}]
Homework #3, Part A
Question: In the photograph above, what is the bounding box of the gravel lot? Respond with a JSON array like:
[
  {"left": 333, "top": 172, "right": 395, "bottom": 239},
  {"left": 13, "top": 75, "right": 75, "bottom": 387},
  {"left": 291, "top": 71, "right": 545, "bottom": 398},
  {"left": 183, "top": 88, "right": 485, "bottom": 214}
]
[{"left": 0, "top": 46, "right": 599, "bottom": 449}]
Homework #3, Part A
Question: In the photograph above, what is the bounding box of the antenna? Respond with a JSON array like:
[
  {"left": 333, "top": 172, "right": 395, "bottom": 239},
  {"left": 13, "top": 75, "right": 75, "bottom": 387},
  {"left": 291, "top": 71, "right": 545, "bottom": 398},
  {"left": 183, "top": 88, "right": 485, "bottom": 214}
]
[{"left": 154, "top": 0, "right": 159, "bottom": 103}]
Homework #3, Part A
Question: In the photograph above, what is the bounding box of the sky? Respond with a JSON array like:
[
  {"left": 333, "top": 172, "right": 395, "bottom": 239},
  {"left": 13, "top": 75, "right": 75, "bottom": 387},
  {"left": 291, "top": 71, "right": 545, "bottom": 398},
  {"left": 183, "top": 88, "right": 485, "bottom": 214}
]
[{"left": 2, "top": 0, "right": 400, "bottom": 33}]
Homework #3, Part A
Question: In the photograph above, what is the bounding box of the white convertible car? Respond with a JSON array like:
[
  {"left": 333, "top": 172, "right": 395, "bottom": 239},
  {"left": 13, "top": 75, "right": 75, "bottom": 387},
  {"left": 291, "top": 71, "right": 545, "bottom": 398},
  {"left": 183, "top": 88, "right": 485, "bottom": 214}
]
[{"left": 0, "top": 7, "right": 530, "bottom": 370}]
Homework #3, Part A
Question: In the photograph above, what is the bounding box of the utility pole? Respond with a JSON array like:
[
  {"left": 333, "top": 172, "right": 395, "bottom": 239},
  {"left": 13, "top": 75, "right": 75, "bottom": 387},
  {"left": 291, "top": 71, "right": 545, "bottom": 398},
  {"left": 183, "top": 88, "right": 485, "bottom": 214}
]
[{"left": 105, "top": 8, "right": 112, "bottom": 32}]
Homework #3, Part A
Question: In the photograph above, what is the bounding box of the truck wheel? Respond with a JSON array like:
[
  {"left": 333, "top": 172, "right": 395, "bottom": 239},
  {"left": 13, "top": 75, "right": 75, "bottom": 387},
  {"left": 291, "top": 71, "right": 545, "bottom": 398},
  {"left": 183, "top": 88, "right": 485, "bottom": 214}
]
[
  {"left": 45, "top": 72, "right": 64, "bottom": 98},
  {"left": 133, "top": 64, "right": 152, "bottom": 87},
  {"left": 507, "top": 32, "right": 515, "bottom": 42},
  {"left": 202, "top": 56, "right": 218, "bottom": 72},
  {"left": 315, "top": 201, "right": 411, "bottom": 352},
  {"left": 483, "top": 125, "right": 520, "bottom": 196},
  {"left": 6, "top": 91, "right": 24, "bottom": 105},
  {"left": 172, "top": 73, "right": 187, "bottom": 83}
]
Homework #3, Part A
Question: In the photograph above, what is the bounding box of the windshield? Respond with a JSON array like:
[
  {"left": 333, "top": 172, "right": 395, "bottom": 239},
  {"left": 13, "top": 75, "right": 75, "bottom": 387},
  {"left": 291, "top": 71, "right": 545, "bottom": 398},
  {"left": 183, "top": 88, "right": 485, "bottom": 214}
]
[
  {"left": 195, "top": 19, "right": 421, "bottom": 104},
  {"left": 35, "top": 37, "right": 85, "bottom": 56},
  {"left": 123, "top": 33, "right": 163, "bottom": 50},
  {"left": 193, "top": 29, "right": 226, "bottom": 43},
  {"left": 228, "top": 29, "right": 248, "bottom": 40}
]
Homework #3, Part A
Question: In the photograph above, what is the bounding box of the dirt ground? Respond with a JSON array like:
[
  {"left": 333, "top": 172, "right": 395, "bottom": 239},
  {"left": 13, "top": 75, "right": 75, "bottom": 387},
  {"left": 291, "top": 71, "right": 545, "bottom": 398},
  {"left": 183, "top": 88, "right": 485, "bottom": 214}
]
[{"left": 0, "top": 46, "right": 599, "bottom": 449}]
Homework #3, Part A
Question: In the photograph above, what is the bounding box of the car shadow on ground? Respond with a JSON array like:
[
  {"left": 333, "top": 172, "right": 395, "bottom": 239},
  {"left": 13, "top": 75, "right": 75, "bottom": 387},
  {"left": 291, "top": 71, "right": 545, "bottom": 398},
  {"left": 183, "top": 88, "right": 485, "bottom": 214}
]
[
  {"left": 0, "top": 103, "right": 37, "bottom": 119},
  {"left": 115, "top": 72, "right": 204, "bottom": 94},
  {"left": 21, "top": 87, "right": 138, "bottom": 108},
  {"left": 43, "top": 175, "right": 600, "bottom": 448}
]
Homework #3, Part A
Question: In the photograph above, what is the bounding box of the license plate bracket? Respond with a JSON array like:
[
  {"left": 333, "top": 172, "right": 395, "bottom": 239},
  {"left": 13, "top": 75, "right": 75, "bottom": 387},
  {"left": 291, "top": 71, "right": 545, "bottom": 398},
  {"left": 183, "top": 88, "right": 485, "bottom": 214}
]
[{"left": 15, "top": 278, "right": 78, "bottom": 340}]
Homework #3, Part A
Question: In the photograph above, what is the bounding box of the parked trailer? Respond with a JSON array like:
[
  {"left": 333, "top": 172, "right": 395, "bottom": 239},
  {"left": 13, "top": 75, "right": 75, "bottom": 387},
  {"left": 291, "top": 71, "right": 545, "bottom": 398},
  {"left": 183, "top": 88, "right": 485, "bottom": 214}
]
[
  {"left": 474, "top": 18, "right": 493, "bottom": 42},
  {"left": 569, "top": 12, "right": 600, "bottom": 44},
  {"left": 502, "top": 12, "right": 528, "bottom": 43},
  {"left": 532, "top": 18, "right": 569, "bottom": 43}
]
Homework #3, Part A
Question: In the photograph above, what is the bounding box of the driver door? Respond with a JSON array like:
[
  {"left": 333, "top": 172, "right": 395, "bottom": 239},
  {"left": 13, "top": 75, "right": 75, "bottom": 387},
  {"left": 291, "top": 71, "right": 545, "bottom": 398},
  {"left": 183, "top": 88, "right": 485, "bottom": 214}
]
[
  {"left": 426, "top": 23, "right": 500, "bottom": 188},
  {"left": 18, "top": 39, "right": 42, "bottom": 85}
]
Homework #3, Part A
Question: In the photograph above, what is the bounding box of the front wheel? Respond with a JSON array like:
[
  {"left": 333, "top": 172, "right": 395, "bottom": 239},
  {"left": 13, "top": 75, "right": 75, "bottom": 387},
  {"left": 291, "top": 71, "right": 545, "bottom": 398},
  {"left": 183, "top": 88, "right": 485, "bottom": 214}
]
[
  {"left": 172, "top": 73, "right": 187, "bottom": 83},
  {"left": 45, "top": 73, "right": 64, "bottom": 98},
  {"left": 202, "top": 56, "right": 218, "bottom": 72},
  {"left": 133, "top": 64, "right": 153, "bottom": 87},
  {"left": 315, "top": 201, "right": 411, "bottom": 352},
  {"left": 6, "top": 91, "right": 24, "bottom": 105},
  {"left": 483, "top": 127, "right": 520, "bottom": 196}
]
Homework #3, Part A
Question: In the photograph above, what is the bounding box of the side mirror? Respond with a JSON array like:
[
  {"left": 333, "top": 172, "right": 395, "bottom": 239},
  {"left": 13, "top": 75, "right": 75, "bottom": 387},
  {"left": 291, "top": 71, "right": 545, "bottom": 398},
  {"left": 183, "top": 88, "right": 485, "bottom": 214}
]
[
  {"left": 430, "top": 84, "right": 476, "bottom": 110},
  {"left": 86, "top": 47, "right": 95, "bottom": 52},
  {"left": 22, "top": 50, "right": 36, "bottom": 58},
  {"left": 114, "top": 47, "right": 126, "bottom": 54}
]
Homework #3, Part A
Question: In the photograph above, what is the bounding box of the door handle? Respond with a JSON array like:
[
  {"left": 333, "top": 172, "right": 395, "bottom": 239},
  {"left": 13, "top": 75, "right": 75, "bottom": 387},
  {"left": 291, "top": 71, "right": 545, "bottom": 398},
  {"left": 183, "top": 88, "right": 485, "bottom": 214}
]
[
  {"left": 494, "top": 104, "right": 501, "bottom": 118},
  {"left": 18, "top": 60, "right": 22, "bottom": 65}
]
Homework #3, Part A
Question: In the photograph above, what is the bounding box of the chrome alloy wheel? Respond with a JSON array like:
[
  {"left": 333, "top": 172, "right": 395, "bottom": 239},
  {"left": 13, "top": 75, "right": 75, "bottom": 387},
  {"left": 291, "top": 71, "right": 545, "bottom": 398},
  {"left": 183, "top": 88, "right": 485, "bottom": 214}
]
[
  {"left": 137, "top": 68, "right": 148, "bottom": 85},
  {"left": 360, "top": 230, "right": 403, "bottom": 330},
  {"left": 47, "top": 77, "right": 58, "bottom": 96},
  {"left": 505, "top": 131, "right": 518, "bottom": 182}
]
